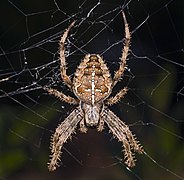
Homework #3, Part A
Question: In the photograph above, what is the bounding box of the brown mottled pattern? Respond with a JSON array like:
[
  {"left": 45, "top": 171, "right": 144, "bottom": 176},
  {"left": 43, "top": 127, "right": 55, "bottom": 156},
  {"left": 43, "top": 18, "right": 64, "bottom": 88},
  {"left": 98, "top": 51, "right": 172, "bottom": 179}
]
[
  {"left": 44, "top": 12, "right": 143, "bottom": 171},
  {"left": 73, "top": 54, "right": 112, "bottom": 104}
]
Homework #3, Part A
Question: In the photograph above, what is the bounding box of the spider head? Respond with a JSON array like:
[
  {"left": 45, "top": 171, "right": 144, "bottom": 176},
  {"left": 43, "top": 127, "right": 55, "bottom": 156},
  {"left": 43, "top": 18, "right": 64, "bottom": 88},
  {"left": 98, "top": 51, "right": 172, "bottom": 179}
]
[{"left": 81, "top": 102, "right": 103, "bottom": 127}]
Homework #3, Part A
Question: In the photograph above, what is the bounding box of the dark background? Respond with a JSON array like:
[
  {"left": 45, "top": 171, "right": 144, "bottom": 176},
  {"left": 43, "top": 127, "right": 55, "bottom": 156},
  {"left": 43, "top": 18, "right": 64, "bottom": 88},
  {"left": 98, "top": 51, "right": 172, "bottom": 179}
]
[{"left": 0, "top": 0, "right": 184, "bottom": 179}]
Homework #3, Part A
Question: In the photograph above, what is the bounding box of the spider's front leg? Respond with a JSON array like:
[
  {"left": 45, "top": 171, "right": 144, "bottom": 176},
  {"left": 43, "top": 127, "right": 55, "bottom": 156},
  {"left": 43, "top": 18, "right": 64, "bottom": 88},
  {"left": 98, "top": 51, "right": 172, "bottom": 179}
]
[
  {"left": 48, "top": 107, "right": 83, "bottom": 171},
  {"left": 101, "top": 107, "right": 143, "bottom": 167},
  {"left": 79, "top": 119, "right": 88, "bottom": 133},
  {"left": 97, "top": 118, "right": 105, "bottom": 132}
]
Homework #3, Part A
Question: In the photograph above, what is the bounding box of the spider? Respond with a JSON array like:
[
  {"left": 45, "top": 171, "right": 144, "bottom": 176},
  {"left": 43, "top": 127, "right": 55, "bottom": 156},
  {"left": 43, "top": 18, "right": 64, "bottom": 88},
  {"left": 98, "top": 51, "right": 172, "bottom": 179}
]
[{"left": 44, "top": 12, "right": 143, "bottom": 171}]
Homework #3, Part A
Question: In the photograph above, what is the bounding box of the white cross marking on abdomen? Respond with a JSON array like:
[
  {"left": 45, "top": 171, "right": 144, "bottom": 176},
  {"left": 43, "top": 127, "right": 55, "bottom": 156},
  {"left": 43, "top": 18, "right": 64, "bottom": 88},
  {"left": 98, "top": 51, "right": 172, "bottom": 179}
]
[{"left": 91, "top": 65, "right": 95, "bottom": 105}]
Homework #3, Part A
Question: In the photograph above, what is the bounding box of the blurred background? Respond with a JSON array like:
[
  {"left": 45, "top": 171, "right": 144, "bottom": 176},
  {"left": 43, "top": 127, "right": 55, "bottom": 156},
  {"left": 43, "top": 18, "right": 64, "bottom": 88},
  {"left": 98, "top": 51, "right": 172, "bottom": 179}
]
[{"left": 0, "top": 0, "right": 184, "bottom": 179}]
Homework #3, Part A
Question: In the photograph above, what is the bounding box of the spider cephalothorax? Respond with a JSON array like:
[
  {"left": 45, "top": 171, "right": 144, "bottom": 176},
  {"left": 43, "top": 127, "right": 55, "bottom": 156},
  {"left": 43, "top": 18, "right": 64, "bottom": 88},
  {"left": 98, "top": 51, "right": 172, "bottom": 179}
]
[{"left": 44, "top": 12, "right": 143, "bottom": 171}]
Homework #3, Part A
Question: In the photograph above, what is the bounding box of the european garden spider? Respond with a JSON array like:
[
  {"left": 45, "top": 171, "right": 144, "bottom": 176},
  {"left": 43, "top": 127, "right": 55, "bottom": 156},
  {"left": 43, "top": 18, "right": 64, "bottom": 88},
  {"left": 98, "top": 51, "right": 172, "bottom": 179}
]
[{"left": 44, "top": 12, "right": 143, "bottom": 171}]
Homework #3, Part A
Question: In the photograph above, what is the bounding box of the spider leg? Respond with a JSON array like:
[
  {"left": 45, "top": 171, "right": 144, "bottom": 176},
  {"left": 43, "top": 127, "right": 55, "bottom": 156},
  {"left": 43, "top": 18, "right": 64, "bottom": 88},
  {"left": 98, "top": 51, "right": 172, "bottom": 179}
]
[
  {"left": 112, "top": 12, "right": 131, "bottom": 87},
  {"left": 48, "top": 107, "right": 83, "bottom": 171},
  {"left": 43, "top": 87, "right": 79, "bottom": 105},
  {"left": 97, "top": 118, "right": 105, "bottom": 132},
  {"left": 79, "top": 119, "right": 88, "bottom": 133},
  {"left": 101, "top": 107, "right": 143, "bottom": 167},
  {"left": 59, "top": 21, "right": 76, "bottom": 89},
  {"left": 105, "top": 87, "right": 128, "bottom": 106}
]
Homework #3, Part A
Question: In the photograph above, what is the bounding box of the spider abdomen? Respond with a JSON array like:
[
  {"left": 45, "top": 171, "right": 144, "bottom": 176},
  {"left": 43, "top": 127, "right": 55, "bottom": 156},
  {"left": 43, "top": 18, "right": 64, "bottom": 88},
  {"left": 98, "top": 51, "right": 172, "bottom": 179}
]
[{"left": 73, "top": 54, "right": 112, "bottom": 105}]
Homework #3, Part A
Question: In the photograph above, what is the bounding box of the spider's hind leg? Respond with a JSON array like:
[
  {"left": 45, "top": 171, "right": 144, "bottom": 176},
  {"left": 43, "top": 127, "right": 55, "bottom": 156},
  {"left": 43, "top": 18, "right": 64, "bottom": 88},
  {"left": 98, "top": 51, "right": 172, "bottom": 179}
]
[
  {"left": 59, "top": 21, "right": 76, "bottom": 89},
  {"left": 112, "top": 12, "right": 131, "bottom": 87}
]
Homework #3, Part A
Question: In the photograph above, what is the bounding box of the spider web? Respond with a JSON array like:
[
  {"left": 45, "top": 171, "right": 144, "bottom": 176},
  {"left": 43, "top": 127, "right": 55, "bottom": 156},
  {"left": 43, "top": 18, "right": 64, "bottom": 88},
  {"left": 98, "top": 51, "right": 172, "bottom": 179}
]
[{"left": 0, "top": 0, "right": 184, "bottom": 179}]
